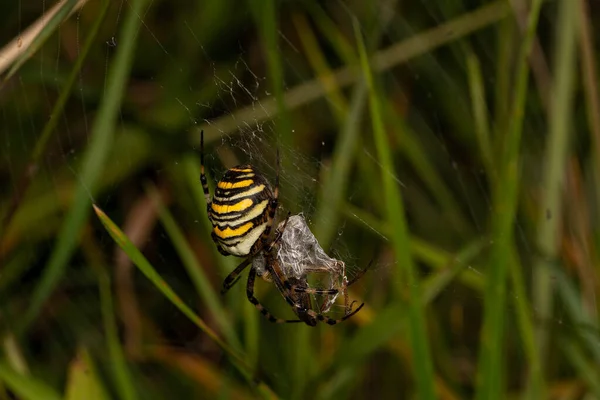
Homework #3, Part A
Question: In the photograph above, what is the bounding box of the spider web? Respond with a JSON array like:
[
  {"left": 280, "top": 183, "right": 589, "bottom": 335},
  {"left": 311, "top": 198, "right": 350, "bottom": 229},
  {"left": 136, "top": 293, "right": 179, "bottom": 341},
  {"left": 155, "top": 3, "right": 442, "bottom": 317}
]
[{"left": 0, "top": 0, "right": 594, "bottom": 396}]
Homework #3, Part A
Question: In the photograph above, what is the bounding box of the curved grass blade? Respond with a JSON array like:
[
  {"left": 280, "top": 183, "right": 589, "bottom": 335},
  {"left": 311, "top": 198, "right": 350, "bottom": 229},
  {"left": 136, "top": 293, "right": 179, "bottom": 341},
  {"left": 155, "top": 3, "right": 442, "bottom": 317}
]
[
  {"left": 1, "top": 0, "right": 83, "bottom": 81},
  {"left": 145, "top": 184, "right": 241, "bottom": 351},
  {"left": 92, "top": 205, "right": 276, "bottom": 397},
  {"left": 0, "top": 362, "right": 61, "bottom": 400}
]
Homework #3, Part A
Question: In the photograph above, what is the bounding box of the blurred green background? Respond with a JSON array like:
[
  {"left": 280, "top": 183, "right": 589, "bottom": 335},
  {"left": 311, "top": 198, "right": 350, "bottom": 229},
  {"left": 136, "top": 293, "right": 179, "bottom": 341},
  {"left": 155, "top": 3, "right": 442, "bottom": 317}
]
[{"left": 0, "top": 0, "right": 597, "bottom": 398}]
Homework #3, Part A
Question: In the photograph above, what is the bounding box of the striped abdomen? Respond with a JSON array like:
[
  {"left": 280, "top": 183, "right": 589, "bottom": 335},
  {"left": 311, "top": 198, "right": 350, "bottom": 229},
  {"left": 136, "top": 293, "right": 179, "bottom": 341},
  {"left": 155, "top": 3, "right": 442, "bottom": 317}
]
[{"left": 209, "top": 165, "right": 273, "bottom": 256}]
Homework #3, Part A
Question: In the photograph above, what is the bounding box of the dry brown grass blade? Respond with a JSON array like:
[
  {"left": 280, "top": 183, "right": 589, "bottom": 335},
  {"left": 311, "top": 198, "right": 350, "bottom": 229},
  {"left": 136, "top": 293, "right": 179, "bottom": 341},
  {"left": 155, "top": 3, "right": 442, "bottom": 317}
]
[{"left": 0, "top": 0, "right": 89, "bottom": 75}]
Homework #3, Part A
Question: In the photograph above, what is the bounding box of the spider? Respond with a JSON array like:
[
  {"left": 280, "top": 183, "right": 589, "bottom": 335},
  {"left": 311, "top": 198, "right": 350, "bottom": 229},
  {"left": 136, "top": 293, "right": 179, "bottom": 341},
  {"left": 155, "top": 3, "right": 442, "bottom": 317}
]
[{"left": 200, "top": 130, "right": 367, "bottom": 326}]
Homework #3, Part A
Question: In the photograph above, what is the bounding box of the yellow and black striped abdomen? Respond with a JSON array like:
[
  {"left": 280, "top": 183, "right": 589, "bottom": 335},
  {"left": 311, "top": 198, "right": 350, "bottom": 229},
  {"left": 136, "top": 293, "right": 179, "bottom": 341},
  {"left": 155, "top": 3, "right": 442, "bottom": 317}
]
[{"left": 209, "top": 165, "right": 274, "bottom": 256}]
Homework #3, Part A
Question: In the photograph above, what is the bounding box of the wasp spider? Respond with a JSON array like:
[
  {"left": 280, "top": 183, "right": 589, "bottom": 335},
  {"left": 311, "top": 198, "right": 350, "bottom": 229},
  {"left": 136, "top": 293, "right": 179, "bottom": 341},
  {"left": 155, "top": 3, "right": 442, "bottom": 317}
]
[{"left": 200, "top": 130, "right": 367, "bottom": 326}]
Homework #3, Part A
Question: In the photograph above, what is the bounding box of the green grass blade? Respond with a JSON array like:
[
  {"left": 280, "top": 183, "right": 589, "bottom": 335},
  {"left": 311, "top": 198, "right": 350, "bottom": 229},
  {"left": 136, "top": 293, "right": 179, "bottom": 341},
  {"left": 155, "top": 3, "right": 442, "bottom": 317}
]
[
  {"left": 476, "top": 1, "right": 544, "bottom": 398},
  {"left": 561, "top": 341, "right": 600, "bottom": 397},
  {"left": 466, "top": 50, "right": 494, "bottom": 179},
  {"left": 313, "top": 84, "right": 366, "bottom": 248},
  {"left": 421, "top": 239, "right": 487, "bottom": 304},
  {"left": 354, "top": 20, "right": 436, "bottom": 399},
  {"left": 0, "top": 362, "right": 61, "bottom": 400},
  {"left": 145, "top": 185, "right": 241, "bottom": 350},
  {"left": 342, "top": 204, "right": 485, "bottom": 291},
  {"left": 552, "top": 264, "right": 600, "bottom": 363},
  {"left": 19, "top": 0, "right": 150, "bottom": 333},
  {"left": 507, "top": 251, "right": 542, "bottom": 400},
  {"left": 92, "top": 205, "right": 276, "bottom": 396},
  {"left": 532, "top": 0, "right": 578, "bottom": 373},
  {"left": 98, "top": 271, "right": 137, "bottom": 400},
  {"left": 253, "top": 0, "right": 292, "bottom": 147}
]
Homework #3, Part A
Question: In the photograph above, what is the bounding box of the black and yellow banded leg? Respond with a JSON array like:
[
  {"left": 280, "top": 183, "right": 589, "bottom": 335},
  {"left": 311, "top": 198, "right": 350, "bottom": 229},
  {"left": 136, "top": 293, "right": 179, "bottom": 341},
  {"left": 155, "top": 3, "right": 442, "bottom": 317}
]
[
  {"left": 341, "top": 258, "right": 373, "bottom": 314},
  {"left": 347, "top": 259, "right": 374, "bottom": 286},
  {"left": 306, "top": 302, "right": 365, "bottom": 326},
  {"left": 286, "top": 258, "right": 374, "bottom": 315},
  {"left": 262, "top": 255, "right": 365, "bottom": 326},
  {"left": 285, "top": 259, "right": 374, "bottom": 296},
  {"left": 246, "top": 267, "right": 302, "bottom": 324},
  {"left": 221, "top": 258, "right": 252, "bottom": 295},
  {"left": 199, "top": 130, "right": 212, "bottom": 210}
]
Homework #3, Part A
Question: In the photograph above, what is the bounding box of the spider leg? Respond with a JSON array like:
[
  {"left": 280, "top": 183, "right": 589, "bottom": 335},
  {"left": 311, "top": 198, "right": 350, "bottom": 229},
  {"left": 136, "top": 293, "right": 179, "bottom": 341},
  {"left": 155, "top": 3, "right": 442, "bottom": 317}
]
[
  {"left": 347, "top": 258, "right": 374, "bottom": 286},
  {"left": 246, "top": 267, "right": 302, "bottom": 324},
  {"left": 289, "top": 258, "right": 373, "bottom": 314},
  {"left": 223, "top": 210, "right": 291, "bottom": 295},
  {"left": 267, "top": 211, "right": 291, "bottom": 251},
  {"left": 285, "top": 283, "right": 339, "bottom": 296},
  {"left": 307, "top": 301, "right": 365, "bottom": 326},
  {"left": 337, "top": 258, "right": 372, "bottom": 314},
  {"left": 199, "top": 130, "right": 212, "bottom": 211},
  {"left": 221, "top": 258, "right": 252, "bottom": 295},
  {"left": 262, "top": 251, "right": 300, "bottom": 309}
]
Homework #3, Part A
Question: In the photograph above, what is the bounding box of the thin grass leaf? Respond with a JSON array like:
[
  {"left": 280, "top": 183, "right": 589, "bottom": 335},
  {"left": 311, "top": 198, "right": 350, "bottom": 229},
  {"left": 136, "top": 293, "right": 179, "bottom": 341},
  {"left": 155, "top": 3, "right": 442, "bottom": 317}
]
[
  {"left": 253, "top": 0, "right": 292, "bottom": 148},
  {"left": 313, "top": 0, "right": 397, "bottom": 249},
  {"left": 421, "top": 239, "right": 487, "bottom": 304},
  {"left": 493, "top": 18, "right": 514, "bottom": 136},
  {"left": 354, "top": 19, "right": 436, "bottom": 400},
  {"left": 552, "top": 264, "right": 600, "bottom": 363},
  {"left": 304, "top": 2, "right": 356, "bottom": 66},
  {"left": 145, "top": 184, "right": 241, "bottom": 350},
  {"left": 0, "top": 362, "right": 61, "bottom": 400},
  {"left": 577, "top": 0, "right": 600, "bottom": 242},
  {"left": 20, "top": 0, "right": 150, "bottom": 333},
  {"left": 532, "top": 0, "right": 578, "bottom": 377},
  {"left": 2, "top": 335, "right": 28, "bottom": 376},
  {"left": 98, "top": 271, "right": 137, "bottom": 400},
  {"left": 466, "top": 50, "right": 495, "bottom": 179},
  {"left": 313, "top": 85, "right": 367, "bottom": 248},
  {"left": 561, "top": 341, "right": 600, "bottom": 398},
  {"left": 508, "top": 251, "right": 542, "bottom": 400},
  {"left": 92, "top": 205, "right": 276, "bottom": 397},
  {"left": 384, "top": 102, "right": 471, "bottom": 236},
  {"left": 0, "top": 0, "right": 82, "bottom": 80},
  {"left": 292, "top": 11, "right": 348, "bottom": 122},
  {"left": 476, "top": 0, "right": 544, "bottom": 398},
  {"left": 342, "top": 204, "right": 485, "bottom": 291}
]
